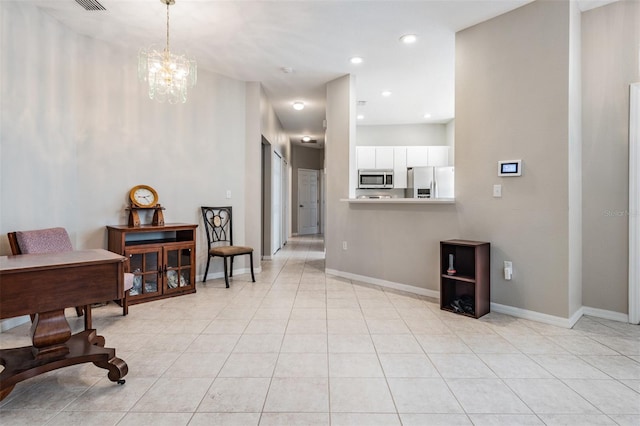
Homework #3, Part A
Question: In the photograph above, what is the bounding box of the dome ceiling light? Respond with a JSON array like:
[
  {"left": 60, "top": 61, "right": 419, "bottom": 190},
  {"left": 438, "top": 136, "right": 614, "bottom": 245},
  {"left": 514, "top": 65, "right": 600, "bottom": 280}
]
[{"left": 400, "top": 34, "right": 418, "bottom": 44}]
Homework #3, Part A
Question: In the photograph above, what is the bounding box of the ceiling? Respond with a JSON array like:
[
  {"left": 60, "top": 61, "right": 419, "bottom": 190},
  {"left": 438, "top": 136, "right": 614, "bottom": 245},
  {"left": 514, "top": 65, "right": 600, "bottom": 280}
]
[{"left": 20, "top": 0, "right": 616, "bottom": 148}]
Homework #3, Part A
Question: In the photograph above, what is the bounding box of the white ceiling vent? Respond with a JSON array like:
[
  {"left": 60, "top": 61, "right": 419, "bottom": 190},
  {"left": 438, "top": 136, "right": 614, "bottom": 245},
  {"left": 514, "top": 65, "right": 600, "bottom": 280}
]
[{"left": 75, "top": 0, "right": 106, "bottom": 11}]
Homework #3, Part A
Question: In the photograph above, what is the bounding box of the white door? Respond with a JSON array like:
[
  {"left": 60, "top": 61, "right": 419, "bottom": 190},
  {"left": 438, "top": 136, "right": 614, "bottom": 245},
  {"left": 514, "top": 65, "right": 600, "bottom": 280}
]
[
  {"left": 282, "top": 158, "right": 288, "bottom": 247},
  {"left": 298, "top": 169, "right": 318, "bottom": 235},
  {"left": 272, "top": 152, "right": 282, "bottom": 254}
]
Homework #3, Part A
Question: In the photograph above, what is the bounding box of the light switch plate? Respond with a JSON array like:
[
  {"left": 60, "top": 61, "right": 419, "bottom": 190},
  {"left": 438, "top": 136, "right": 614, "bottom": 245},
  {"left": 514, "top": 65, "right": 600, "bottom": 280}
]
[{"left": 493, "top": 184, "right": 502, "bottom": 198}]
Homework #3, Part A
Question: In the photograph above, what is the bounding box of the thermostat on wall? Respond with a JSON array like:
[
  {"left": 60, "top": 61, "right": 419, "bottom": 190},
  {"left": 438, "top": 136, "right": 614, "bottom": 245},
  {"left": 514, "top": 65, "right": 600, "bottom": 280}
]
[{"left": 498, "top": 160, "right": 522, "bottom": 177}]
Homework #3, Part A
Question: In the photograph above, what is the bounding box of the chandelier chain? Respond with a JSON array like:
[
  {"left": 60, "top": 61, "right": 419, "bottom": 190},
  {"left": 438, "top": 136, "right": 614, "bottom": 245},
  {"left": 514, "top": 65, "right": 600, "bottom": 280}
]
[{"left": 165, "top": 1, "right": 170, "bottom": 54}]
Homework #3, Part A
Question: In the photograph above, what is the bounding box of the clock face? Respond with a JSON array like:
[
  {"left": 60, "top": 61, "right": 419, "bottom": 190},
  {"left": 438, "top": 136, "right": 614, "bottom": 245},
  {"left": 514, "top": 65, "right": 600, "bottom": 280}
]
[{"left": 129, "top": 185, "right": 158, "bottom": 208}]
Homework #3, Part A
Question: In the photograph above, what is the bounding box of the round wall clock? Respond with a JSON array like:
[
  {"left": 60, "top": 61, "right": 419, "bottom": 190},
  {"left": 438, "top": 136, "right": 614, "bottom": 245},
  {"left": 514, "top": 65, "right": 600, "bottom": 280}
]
[{"left": 129, "top": 185, "right": 158, "bottom": 208}]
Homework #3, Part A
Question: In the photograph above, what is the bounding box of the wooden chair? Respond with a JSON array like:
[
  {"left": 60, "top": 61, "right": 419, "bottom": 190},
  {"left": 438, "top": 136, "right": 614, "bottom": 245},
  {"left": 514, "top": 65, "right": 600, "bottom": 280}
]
[
  {"left": 201, "top": 206, "right": 255, "bottom": 288},
  {"left": 7, "top": 227, "right": 133, "bottom": 318}
]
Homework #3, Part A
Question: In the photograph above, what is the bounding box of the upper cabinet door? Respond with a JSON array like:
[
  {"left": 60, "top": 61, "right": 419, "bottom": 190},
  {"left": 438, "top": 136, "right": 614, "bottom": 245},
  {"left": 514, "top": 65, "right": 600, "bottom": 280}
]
[
  {"left": 393, "top": 147, "right": 407, "bottom": 188},
  {"left": 375, "top": 147, "right": 394, "bottom": 169},
  {"left": 428, "top": 146, "right": 450, "bottom": 167},
  {"left": 356, "top": 146, "right": 376, "bottom": 169},
  {"left": 406, "top": 146, "right": 430, "bottom": 167}
]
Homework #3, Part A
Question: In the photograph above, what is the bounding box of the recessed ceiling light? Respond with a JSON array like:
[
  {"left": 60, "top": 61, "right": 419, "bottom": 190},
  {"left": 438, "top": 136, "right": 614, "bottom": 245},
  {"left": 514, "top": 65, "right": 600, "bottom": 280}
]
[
  {"left": 301, "top": 136, "right": 311, "bottom": 142},
  {"left": 292, "top": 101, "right": 305, "bottom": 110},
  {"left": 350, "top": 56, "right": 363, "bottom": 64},
  {"left": 400, "top": 34, "right": 418, "bottom": 44},
  {"left": 381, "top": 91, "right": 392, "bottom": 97},
  {"left": 423, "top": 113, "right": 432, "bottom": 119},
  {"left": 357, "top": 114, "right": 365, "bottom": 120}
]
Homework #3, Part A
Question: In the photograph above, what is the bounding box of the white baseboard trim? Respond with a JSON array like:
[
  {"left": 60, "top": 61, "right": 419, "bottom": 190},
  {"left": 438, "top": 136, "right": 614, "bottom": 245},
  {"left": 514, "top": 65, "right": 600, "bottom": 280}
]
[
  {"left": 489, "top": 302, "right": 575, "bottom": 328},
  {"left": 582, "top": 306, "right": 629, "bottom": 323},
  {"left": 323, "top": 268, "right": 633, "bottom": 329},
  {"left": 325, "top": 268, "right": 440, "bottom": 300},
  {"left": 198, "top": 266, "right": 262, "bottom": 284},
  {"left": 1, "top": 316, "right": 29, "bottom": 332}
]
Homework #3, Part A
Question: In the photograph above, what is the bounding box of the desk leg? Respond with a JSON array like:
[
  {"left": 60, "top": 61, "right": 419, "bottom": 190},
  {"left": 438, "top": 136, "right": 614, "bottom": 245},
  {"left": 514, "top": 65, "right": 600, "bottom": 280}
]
[
  {"left": 0, "top": 329, "right": 127, "bottom": 401},
  {"left": 30, "top": 310, "right": 71, "bottom": 359},
  {"left": 84, "top": 305, "right": 92, "bottom": 331}
]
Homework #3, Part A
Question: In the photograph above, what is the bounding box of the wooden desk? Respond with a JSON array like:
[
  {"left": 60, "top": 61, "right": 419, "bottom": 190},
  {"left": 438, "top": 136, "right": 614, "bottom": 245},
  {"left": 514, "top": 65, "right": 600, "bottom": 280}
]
[{"left": 0, "top": 249, "right": 129, "bottom": 400}]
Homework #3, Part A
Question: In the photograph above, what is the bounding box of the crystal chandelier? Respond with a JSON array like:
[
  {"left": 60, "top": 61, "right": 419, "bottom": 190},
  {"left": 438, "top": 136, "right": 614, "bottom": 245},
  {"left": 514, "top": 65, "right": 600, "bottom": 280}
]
[{"left": 138, "top": 0, "right": 197, "bottom": 104}]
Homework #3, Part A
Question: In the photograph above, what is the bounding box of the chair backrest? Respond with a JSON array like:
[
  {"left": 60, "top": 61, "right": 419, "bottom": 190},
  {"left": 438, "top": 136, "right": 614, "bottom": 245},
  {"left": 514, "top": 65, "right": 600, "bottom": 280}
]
[
  {"left": 8, "top": 227, "right": 73, "bottom": 255},
  {"left": 201, "top": 206, "right": 234, "bottom": 247}
]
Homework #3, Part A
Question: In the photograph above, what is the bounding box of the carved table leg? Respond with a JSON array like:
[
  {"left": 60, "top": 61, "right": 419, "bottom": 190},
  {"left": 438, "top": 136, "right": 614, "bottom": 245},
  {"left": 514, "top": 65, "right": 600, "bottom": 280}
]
[
  {"left": 30, "top": 310, "right": 71, "bottom": 359},
  {"left": 94, "top": 356, "right": 128, "bottom": 383}
]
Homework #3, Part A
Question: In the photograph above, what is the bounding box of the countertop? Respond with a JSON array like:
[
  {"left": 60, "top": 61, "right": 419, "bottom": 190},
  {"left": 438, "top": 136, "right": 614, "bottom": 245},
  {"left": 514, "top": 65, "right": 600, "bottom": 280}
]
[{"left": 341, "top": 197, "right": 455, "bottom": 204}]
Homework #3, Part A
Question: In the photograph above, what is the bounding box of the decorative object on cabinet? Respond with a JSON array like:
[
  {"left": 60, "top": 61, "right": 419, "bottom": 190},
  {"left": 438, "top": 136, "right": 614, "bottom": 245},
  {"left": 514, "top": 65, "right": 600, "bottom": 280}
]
[
  {"left": 7, "top": 227, "right": 134, "bottom": 322},
  {"left": 446, "top": 253, "right": 456, "bottom": 275},
  {"left": 440, "top": 240, "right": 490, "bottom": 319},
  {"left": 138, "top": 0, "right": 197, "bottom": 104},
  {"left": 126, "top": 184, "right": 165, "bottom": 227},
  {"left": 201, "top": 206, "right": 256, "bottom": 288},
  {"left": 107, "top": 223, "right": 197, "bottom": 305}
]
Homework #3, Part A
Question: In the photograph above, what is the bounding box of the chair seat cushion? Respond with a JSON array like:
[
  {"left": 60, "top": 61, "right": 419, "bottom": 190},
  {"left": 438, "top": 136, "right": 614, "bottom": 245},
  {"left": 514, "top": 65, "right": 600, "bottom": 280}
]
[
  {"left": 124, "top": 272, "right": 134, "bottom": 291},
  {"left": 209, "top": 245, "right": 253, "bottom": 256}
]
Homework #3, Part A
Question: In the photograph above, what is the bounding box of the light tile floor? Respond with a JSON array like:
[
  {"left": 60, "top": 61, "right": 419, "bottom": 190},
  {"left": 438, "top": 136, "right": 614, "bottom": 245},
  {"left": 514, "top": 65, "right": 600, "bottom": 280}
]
[{"left": 1, "top": 235, "right": 639, "bottom": 425}]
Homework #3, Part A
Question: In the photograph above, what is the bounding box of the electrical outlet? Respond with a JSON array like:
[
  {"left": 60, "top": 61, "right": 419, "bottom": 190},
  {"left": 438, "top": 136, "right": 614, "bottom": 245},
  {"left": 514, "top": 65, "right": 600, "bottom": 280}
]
[
  {"left": 504, "top": 261, "right": 513, "bottom": 280},
  {"left": 226, "top": 190, "right": 232, "bottom": 199},
  {"left": 342, "top": 241, "right": 348, "bottom": 250},
  {"left": 493, "top": 184, "right": 502, "bottom": 198}
]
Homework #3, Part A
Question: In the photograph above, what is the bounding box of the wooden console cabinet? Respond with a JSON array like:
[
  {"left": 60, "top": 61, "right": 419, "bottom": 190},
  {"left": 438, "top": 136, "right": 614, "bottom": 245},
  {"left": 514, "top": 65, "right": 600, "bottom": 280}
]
[
  {"left": 440, "top": 240, "right": 490, "bottom": 318},
  {"left": 107, "top": 223, "right": 197, "bottom": 305}
]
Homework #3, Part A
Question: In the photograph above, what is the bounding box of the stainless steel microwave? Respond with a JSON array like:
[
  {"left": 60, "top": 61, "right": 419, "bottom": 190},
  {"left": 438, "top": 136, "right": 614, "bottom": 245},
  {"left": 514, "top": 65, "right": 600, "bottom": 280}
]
[{"left": 358, "top": 169, "right": 394, "bottom": 189}]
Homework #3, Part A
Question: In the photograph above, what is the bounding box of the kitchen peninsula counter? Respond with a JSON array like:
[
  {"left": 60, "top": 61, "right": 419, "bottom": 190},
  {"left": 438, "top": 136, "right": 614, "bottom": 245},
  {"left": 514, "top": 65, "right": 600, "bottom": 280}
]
[{"left": 341, "top": 198, "right": 455, "bottom": 204}]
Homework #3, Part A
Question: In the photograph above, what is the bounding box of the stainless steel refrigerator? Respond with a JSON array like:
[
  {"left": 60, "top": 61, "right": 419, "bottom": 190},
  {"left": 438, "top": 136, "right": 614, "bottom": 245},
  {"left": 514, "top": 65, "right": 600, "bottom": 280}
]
[{"left": 406, "top": 166, "right": 454, "bottom": 198}]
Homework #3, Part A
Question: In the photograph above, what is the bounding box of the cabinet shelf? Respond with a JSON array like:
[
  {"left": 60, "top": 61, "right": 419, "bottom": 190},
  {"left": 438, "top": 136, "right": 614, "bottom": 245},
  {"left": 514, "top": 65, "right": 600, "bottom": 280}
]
[
  {"left": 440, "top": 240, "right": 490, "bottom": 319},
  {"left": 441, "top": 274, "right": 476, "bottom": 284},
  {"left": 124, "top": 238, "right": 184, "bottom": 246}
]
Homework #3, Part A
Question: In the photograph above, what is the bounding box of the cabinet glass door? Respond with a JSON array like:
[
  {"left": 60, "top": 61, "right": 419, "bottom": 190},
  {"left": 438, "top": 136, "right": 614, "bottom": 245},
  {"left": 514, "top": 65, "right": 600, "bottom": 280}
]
[
  {"left": 165, "top": 245, "right": 193, "bottom": 291},
  {"left": 126, "top": 248, "right": 161, "bottom": 297}
]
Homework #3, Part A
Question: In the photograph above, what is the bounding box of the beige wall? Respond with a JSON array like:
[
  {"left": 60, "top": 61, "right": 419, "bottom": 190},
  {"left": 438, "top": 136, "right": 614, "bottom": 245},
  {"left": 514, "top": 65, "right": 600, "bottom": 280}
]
[
  {"left": 456, "top": 0, "right": 572, "bottom": 317},
  {"left": 325, "top": 75, "right": 356, "bottom": 270},
  {"left": 326, "top": 0, "right": 635, "bottom": 321},
  {"left": 326, "top": 0, "right": 583, "bottom": 319},
  {"left": 291, "top": 145, "right": 324, "bottom": 233},
  {"left": 582, "top": 0, "right": 640, "bottom": 313},
  {"left": 325, "top": 75, "right": 461, "bottom": 296},
  {"left": 0, "top": 2, "right": 257, "bottom": 279},
  {"left": 259, "top": 86, "right": 290, "bottom": 256},
  {"left": 245, "top": 82, "right": 263, "bottom": 260}
]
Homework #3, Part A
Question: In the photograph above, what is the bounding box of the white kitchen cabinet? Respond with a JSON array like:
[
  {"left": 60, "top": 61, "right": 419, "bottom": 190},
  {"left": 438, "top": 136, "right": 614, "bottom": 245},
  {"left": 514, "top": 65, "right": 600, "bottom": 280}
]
[
  {"left": 357, "top": 146, "right": 394, "bottom": 170},
  {"left": 375, "top": 147, "right": 394, "bottom": 169},
  {"left": 356, "top": 146, "right": 376, "bottom": 169},
  {"left": 393, "top": 147, "right": 407, "bottom": 188},
  {"left": 428, "top": 146, "right": 450, "bottom": 167},
  {"left": 406, "top": 146, "right": 450, "bottom": 167},
  {"left": 406, "top": 146, "right": 430, "bottom": 167}
]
